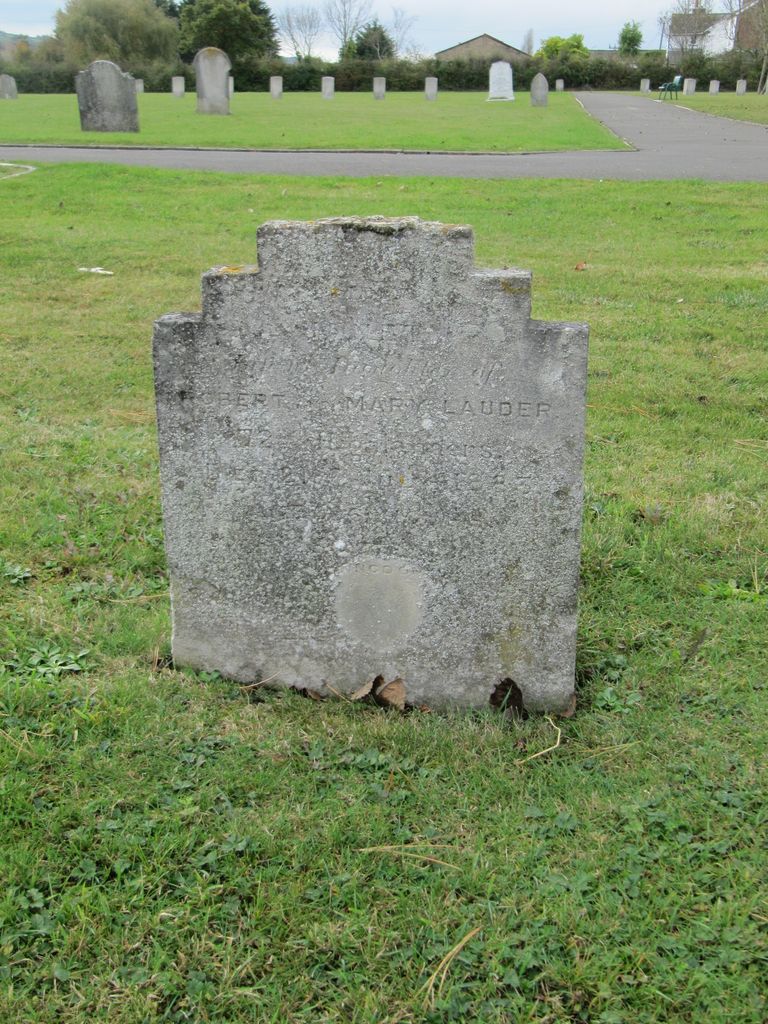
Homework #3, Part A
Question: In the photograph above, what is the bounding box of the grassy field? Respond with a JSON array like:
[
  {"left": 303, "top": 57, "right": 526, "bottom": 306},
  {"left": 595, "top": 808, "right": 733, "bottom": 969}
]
[
  {"left": 659, "top": 91, "right": 768, "bottom": 125},
  {"left": 0, "top": 91, "right": 627, "bottom": 152},
  {"left": 1, "top": 163, "right": 767, "bottom": 1022}
]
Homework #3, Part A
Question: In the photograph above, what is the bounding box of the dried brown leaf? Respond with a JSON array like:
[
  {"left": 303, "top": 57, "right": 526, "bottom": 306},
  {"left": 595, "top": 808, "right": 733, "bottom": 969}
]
[
  {"left": 373, "top": 676, "right": 406, "bottom": 712},
  {"left": 295, "top": 686, "right": 325, "bottom": 702},
  {"left": 350, "top": 676, "right": 379, "bottom": 702},
  {"left": 574, "top": 261, "right": 588, "bottom": 271}
]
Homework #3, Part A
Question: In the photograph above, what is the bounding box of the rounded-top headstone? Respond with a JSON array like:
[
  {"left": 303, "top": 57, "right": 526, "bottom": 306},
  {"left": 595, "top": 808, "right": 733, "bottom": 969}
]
[
  {"left": 75, "top": 60, "right": 138, "bottom": 132},
  {"left": 0, "top": 73, "right": 18, "bottom": 100},
  {"left": 530, "top": 72, "right": 548, "bottom": 107},
  {"left": 192, "top": 47, "right": 231, "bottom": 115},
  {"left": 373, "top": 76, "right": 386, "bottom": 100},
  {"left": 172, "top": 75, "right": 185, "bottom": 97},
  {"left": 488, "top": 60, "right": 514, "bottom": 101},
  {"left": 322, "top": 76, "right": 335, "bottom": 99},
  {"left": 736, "top": 78, "right": 747, "bottom": 95},
  {"left": 270, "top": 75, "right": 283, "bottom": 99}
]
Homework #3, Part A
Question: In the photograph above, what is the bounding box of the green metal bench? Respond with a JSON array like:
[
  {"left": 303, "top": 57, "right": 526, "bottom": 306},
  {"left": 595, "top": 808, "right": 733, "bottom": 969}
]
[{"left": 659, "top": 75, "right": 683, "bottom": 100}]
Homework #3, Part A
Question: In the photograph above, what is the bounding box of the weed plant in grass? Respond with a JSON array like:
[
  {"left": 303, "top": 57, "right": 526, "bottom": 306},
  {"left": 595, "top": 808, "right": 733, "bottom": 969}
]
[
  {"left": 0, "top": 91, "right": 627, "bottom": 152},
  {"left": 1, "top": 164, "right": 767, "bottom": 1022}
]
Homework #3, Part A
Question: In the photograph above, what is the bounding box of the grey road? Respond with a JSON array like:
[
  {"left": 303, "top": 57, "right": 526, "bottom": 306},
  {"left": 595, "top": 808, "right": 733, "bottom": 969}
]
[{"left": 1, "top": 92, "right": 766, "bottom": 180}]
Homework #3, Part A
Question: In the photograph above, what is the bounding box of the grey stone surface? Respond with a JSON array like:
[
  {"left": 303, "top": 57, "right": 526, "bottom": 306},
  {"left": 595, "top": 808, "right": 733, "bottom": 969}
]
[
  {"left": 193, "top": 47, "right": 231, "bottom": 114},
  {"left": 321, "top": 76, "right": 335, "bottom": 99},
  {"left": 172, "top": 75, "right": 185, "bottom": 97},
  {"left": 270, "top": 75, "right": 283, "bottom": 99},
  {"left": 709, "top": 80, "right": 720, "bottom": 94},
  {"left": 530, "top": 72, "right": 548, "bottom": 107},
  {"left": 373, "top": 76, "right": 386, "bottom": 100},
  {"left": 488, "top": 60, "right": 514, "bottom": 100},
  {"left": 640, "top": 78, "right": 650, "bottom": 93},
  {"left": 736, "top": 78, "right": 747, "bottom": 95},
  {"left": 228, "top": 75, "right": 234, "bottom": 96},
  {"left": 135, "top": 78, "right": 144, "bottom": 93},
  {"left": 153, "top": 216, "right": 588, "bottom": 712},
  {"left": 0, "top": 74, "right": 17, "bottom": 99},
  {"left": 425, "top": 76, "right": 438, "bottom": 100},
  {"left": 683, "top": 77, "right": 696, "bottom": 95},
  {"left": 555, "top": 78, "right": 564, "bottom": 91},
  {"left": 75, "top": 61, "right": 138, "bottom": 132}
]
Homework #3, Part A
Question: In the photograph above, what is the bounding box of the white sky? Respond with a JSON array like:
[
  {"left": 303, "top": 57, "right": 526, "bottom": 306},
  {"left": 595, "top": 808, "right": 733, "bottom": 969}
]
[{"left": 2, "top": 0, "right": 672, "bottom": 55}]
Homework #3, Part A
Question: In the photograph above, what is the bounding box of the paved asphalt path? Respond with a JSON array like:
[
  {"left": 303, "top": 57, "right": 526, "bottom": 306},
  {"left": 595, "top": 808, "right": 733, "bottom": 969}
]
[{"left": 1, "top": 92, "right": 766, "bottom": 180}]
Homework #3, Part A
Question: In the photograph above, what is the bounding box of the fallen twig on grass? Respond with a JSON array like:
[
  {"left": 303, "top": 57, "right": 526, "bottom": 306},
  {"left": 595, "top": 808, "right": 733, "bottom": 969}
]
[
  {"left": 359, "top": 844, "right": 459, "bottom": 870},
  {"left": 421, "top": 926, "right": 482, "bottom": 1007},
  {"left": 514, "top": 716, "right": 562, "bottom": 766},
  {"left": 239, "top": 674, "right": 278, "bottom": 691}
]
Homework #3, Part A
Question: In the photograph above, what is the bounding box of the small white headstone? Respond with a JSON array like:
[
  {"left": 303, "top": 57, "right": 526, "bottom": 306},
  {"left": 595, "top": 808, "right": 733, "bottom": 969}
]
[
  {"left": 134, "top": 79, "right": 144, "bottom": 94},
  {"left": 683, "top": 77, "right": 696, "bottom": 95},
  {"left": 228, "top": 75, "right": 234, "bottom": 97},
  {"left": 321, "top": 76, "right": 335, "bottom": 99},
  {"left": 488, "top": 61, "right": 514, "bottom": 101},
  {"left": 172, "top": 75, "right": 185, "bottom": 97},
  {"left": 373, "top": 76, "right": 386, "bottom": 100},
  {"left": 270, "top": 75, "right": 283, "bottom": 99},
  {"left": 640, "top": 78, "right": 650, "bottom": 93},
  {"left": 736, "top": 78, "right": 747, "bottom": 95},
  {"left": 709, "top": 80, "right": 720, "bottom": 94},
  {"left": 0, "top": 73, "right": 18, "bottom": 100},
  {"left": 530, "top": 72, "right": 548, "bottom": 107},
  {"left": 555, "top": 78, "right": 564, "bottom": 92},
  {"left": 424, "top": 76, "right": 438, "bottom": 101},
  {"left": 193, "top": 47, "right": 231, "bottom": 115}
]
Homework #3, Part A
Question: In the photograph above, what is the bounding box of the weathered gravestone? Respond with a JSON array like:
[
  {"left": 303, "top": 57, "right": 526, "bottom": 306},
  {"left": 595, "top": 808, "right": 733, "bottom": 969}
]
[
  {"left": 555, "top": 78, "right": 564, "bottom": 92},
  {"left": 75, "top": 61, "right": 138, "bottom": 132},
  {"left": 488, "top": 60, "right": 514, "bottom": 100},
  {"left": 193, "top": 47, "right": 231, "bottom": 114},
  {"left": 172, "top": 75, "right": 185, "bottom": 97},
  {"left": 373, "top": 76, "right": 386, "bottom": 100},
  {"left": 736, "top": 78, "right": 747, "bottom": 95},
  {"left": 135, "top": 79, "right": 144, "bottom": 94},
  {"left": 425, "top": 76, "right": 438, "bottom": 101},
  {"left": 709, "top": 80, "right": 720, "bottom": 94},
  {"left": 683, "top": 77, "right": 696, "bottom": 95},
  {"left": 228, "top": 75, "right": 234, "bottom": 97},
  {"left": 153, "top": 217, "right": 589, "bottom": 713},
  {"left": 270, "top": 75, "right": 283, "bottom": 99},
  {"left": 322, "top": 76, "right": 335, "bottom": 99},
  {"left": 530, "top": 73, "right": 548, "bottom": 107},
  {"left": 640, "top": 78, "right": 650, "bottom": 93},
  {"left": 0, "top": 74, "right": 18, "bottom": 99}
]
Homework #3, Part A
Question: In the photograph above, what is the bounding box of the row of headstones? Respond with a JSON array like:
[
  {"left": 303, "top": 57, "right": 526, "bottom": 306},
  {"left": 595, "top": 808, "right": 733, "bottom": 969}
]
[
  {"left": 169, "top": 73, "right": 438, "bottom": 102},
  {"left": 639, "top": 77, "right": 749, "bottom": 95}
]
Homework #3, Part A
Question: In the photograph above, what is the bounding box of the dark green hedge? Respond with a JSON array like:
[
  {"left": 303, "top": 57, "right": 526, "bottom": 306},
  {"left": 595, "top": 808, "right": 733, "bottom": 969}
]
[{"left": 2, "top": 51, "right": 763, "bottom": 94}]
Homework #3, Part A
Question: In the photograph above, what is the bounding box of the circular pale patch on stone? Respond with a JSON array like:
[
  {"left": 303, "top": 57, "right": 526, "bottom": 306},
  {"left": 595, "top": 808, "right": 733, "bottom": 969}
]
[{"left": 334, "top": 558, "right": 424, "bottom": 652}]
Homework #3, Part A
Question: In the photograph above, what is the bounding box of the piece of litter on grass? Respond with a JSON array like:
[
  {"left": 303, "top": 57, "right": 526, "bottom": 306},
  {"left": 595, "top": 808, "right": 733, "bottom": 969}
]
[{"left": 78, "top": 267, "right": 114, "bottom": 275}]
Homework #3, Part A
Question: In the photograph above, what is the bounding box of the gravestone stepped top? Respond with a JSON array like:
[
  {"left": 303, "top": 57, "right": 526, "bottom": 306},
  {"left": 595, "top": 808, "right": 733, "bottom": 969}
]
[
  {"left": 75, "top": 60, "right": 138, "bottom": 132},
  {"left": 153, "top": 217, "right": 589, "bottom": 713}
]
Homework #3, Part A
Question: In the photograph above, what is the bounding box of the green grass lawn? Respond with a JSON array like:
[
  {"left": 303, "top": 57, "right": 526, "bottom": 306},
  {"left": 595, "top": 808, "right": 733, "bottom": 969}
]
[
  {"left": 653, "top": 91, "right": 768, "bottom": 125},
  {"left": 0, "top": 91, "right": 627, "bottom": 152},
  {"left": 1, "top": 163, "right": 767, "bottom": 1022}
]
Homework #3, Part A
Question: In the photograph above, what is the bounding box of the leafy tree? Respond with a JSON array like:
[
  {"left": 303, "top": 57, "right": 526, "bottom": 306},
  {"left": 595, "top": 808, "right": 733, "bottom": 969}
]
[
  {"left": 618, "top": 20, "right": 642, "bottom": 55},
  {"left": 179, "top": 0, "right": 278, "bottom": 60},
  {"left": 536, "top": 33, "right": 589, "bottom": 60},
  {"left": 55, "top": 0, "right": 179, "bottom": 65},
  {"left": 353, "top": 18, "right": 394, "bottom": 58},
  {"left": 154, "top": 0, "right": 180, "bottom": 16}
]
